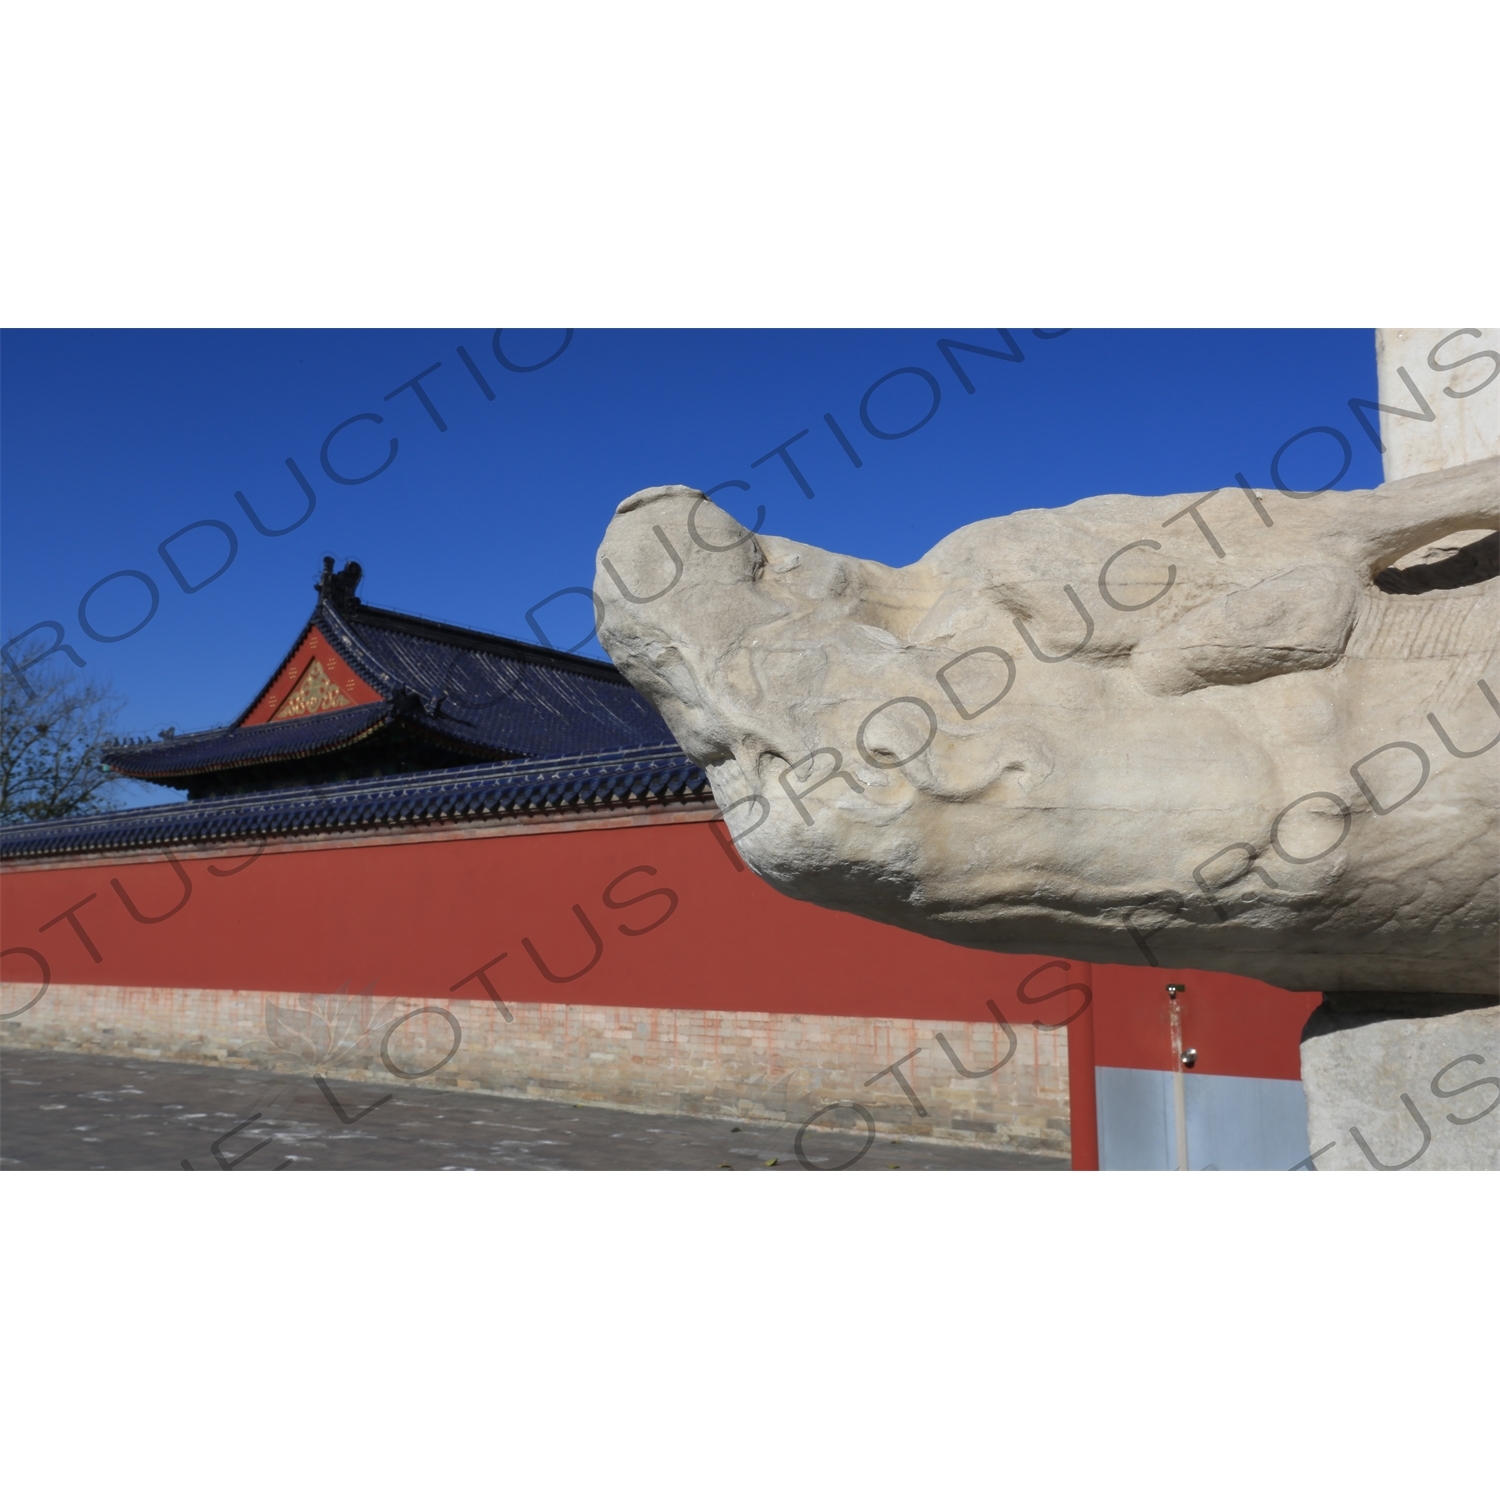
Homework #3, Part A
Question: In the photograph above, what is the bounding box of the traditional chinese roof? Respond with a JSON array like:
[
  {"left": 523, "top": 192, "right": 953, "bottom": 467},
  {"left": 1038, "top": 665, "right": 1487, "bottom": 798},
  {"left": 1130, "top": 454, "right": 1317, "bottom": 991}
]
[
  {"left": 1, "top": 745, "right": 711, "bottom": 861},
  {"left": 104, "top": 559, "right": 672, "bottom": 797}
]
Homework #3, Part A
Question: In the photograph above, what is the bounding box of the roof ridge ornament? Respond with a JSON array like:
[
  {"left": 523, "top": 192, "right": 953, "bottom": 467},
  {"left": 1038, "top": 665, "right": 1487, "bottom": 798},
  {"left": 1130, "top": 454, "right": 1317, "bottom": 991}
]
[{"left": 317, "top": 556, "right": 363, "bottom": 610}]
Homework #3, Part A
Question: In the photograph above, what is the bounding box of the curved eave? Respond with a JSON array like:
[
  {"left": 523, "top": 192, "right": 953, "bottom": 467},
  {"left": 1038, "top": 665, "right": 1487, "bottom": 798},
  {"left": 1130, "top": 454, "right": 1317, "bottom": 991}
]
[{"left": 105, "top": 703, "right": 396, "bottom": 781}]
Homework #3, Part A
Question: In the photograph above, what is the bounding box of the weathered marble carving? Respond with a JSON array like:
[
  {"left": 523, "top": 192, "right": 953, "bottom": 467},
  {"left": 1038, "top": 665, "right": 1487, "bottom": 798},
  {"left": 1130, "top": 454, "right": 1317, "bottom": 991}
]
[{"left": 595, "top": 458, "right": 1498, "bottom": 998}]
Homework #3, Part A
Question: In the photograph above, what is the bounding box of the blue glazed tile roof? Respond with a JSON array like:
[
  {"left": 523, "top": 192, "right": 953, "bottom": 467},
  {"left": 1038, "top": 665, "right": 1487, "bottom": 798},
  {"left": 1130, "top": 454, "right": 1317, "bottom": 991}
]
[
  {"left": 315, "top": 597, "right": 672, "bottom": 759},
  {"left": 105, "top": 702, "right": 394, "bottom": 778},
  {"left": 1, "top": 745, "right": 713, "bottom": 861},
  {"left": 105, "top": 565, "right": 672, "bottom": 785}
]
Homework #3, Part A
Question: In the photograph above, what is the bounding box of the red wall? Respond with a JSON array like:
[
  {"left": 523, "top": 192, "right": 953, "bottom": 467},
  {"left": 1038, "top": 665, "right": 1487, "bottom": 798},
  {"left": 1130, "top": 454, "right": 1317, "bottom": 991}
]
[
  {"left": 1097, "top": 969, "right": 1320, "bottom": 1081},
  {"left": 0, "top": 816, "right": 1317, "bottom": 1075}
]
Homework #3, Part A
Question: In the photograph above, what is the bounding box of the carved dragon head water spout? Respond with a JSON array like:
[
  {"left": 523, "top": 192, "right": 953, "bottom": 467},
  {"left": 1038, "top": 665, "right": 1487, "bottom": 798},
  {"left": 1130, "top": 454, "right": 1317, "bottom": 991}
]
[{"left": 595, "top": 460, "right": 1499, "bottom": 995}]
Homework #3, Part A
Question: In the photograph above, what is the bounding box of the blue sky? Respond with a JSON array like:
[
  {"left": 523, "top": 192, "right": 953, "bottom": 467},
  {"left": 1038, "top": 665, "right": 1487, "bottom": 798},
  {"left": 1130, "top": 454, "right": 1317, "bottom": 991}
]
[{"left": 1, "top": 328, "right": 1383, "bottom": 806}]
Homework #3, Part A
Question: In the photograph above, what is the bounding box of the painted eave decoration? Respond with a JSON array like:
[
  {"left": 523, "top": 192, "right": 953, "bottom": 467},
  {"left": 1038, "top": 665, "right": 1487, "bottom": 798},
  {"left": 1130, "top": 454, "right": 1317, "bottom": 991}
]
[{"left": 240, "top": 625, "right": 382, "bottom": 725}]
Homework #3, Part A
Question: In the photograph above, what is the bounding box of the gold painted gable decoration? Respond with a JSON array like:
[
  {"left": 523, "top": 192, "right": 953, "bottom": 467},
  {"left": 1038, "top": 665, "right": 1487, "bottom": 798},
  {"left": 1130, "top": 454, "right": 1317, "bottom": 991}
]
[{"left": 271, "top": 657, "right": 356, "bottom": 720}]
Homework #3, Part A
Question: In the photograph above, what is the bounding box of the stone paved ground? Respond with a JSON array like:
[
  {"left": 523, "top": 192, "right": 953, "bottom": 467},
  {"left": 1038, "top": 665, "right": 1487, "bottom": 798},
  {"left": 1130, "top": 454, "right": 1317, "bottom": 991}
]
[{"left": 1, "top": 1048, "right": 1068, "bottom": 1171}]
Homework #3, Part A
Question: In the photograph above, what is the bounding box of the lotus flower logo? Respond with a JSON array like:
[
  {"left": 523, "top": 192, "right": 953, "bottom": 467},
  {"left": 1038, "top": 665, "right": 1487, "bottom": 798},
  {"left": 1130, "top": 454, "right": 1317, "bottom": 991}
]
[{"left": 264, "top": 985, "right": 398, "bottom": 1071}]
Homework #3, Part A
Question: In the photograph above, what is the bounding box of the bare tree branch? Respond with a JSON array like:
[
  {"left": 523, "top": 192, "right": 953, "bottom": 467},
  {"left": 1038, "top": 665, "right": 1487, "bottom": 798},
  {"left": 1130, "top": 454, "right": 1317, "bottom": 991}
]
[{"left": 1, "top": 662, "right": 129, "bottom": 823}]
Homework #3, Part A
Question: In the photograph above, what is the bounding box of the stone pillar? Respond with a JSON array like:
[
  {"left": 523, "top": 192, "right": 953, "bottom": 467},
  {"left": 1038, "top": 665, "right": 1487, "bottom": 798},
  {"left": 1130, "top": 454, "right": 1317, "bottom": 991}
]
[
  {"left": 1374, "top": 328, "right": 1499, "bottom": 481},
  {"left": 1299, "top": 995, "right": 1500, "bottom": 1170},
  {"left": 1296, "top": 335, "right": 1500, "bottom": 1170}
]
